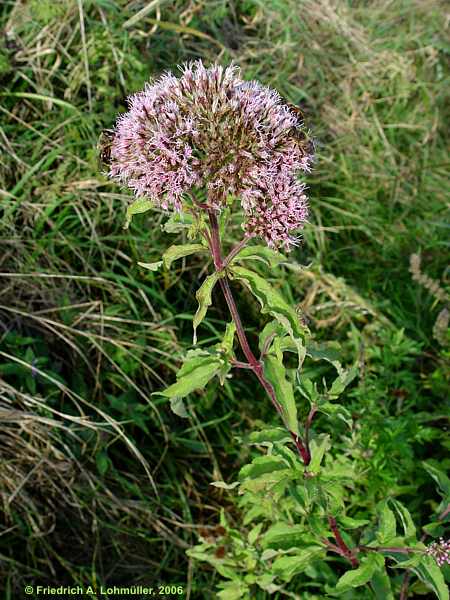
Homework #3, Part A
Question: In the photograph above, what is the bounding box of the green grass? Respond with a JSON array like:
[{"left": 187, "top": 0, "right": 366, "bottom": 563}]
[{"left": 0, "top": 0, "right": 448, "bottom": 598}]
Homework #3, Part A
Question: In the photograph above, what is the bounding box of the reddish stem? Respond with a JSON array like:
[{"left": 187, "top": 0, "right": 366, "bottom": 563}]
[
  {"left": 290, "top": 431, "right": 311, "bottom": 465},
  {"left": 222, "top": 235, "right": 253, "bottom": 269},
  {"left": 328, "top": 516, "right": 358, "bottom": 568},
  {"left": 304, "top": 405, "right": 317, "bottom": 455},
  {"left": 207, "top": 211, "right": 312, "bottom": 463}
]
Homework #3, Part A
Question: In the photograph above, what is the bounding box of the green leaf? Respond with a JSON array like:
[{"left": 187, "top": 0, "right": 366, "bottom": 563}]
[
  {"left": 96, "top": 450, "right": 111, "bottom": 476},
  {"left": 422, "top": 462, "right": 450, "bottom": 500},
  {"left": 329, "top": 366, "right": 358, "bottom": 398},
  {"left": 187, "top": 546, "right": 237, "bottom": 580},
  {"left": 248, "top": 428, "right": 291, "bottom": 445},
  {"left": 248, "top": 523, "right": 264, "bottom": 545},
  {"left": 123, "top": 198, "right": 153, "bottom": 229},
  {"left": 390, "top": 499, "right": 416, "bottom": 540},
  {"left": 258, "top": 320, "right": 283, "bottom": 353},
  {"left": 336, "top": 554, "right": 385, "bottom": 591},
  {"left": 376, "top": 500, "right": 397, "bottom": 543},
  {"left": 309, "top": 434, "right": 331, "bottom": 472},
  {"left": 217, "top": 581, "right": 249, "bottom": 600},
  {"left": 170, "top": 397, "right": 189, "bottom": 418},
  {"left": 239, "top": 455, "right": 289, "bottom": 481},
  {"left": 306, "top": 340, "right": 343, "bottom": 374},
  {"left": 389, "top": 552, "right": 422, "bottom": 569},
  {"left": 315, "top": 401, "right": 352, "bottom": 428},
  {"left": 162, "top": 243, "right": 205, "bottom": 269},
  {"left": 137, "top": 260, "right": 163, "bottom": 271},
  {"left": 271, "top": 548, "right": 325, "bottom": 582},
  {"left": 218, "top": 322, "right": 236, "bottom": 355},
  {"left": 160, "top": 351, "right": 223, "bottom": 400},
  {"left": 261, "top": 523, "right": 314, "bottom": 550},
  {"left": 412, "top": 556, "right": 449, "bottom": 600},
  {"left": 193, "top": 272, "right": 222, "bottom": 344},
  {"left": 298, "top": 377, "right": 320, "bottom": 403},
  {"left": 229, "top": 266, "right": 306, "bottom": 366},
  {"left": 339, "top": 516, "right": 370, "bottom": 529},
  {"left": 162, "top": 212, "right": 194, "bottom": 233},
  {"left": 263, "top": 354, "right": 298, "bottom": 435},
  {"left": 210, "top": 480, "right": 240, "bottom": 490},
  {"left": 370, "top": 565, "right": 394, "bottom": 600},
  {"left": 233, "top": 245, "right": 287, "bottom": 268},
  {"left": 241, "top": 468, "right": 293, "bottom": 493},
  {"left": 423, "top": 522, "right": 446, "bottom": 537},
  {"left": 260, "top": 549, "right": 279, "bottom": 561}
]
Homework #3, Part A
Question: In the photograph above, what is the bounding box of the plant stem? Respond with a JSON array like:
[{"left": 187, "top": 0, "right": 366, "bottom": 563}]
[
  {"left": 230, "top": 359, "right": 253, "bottom": 370},
  {"left": 304, "top": 405, "right": 317, "bottom": 455},
  {"left": 206, "top": 211, "right": 308, "bottom": 449},
  {"left": 206, "top": 210, "right": 313, "bottom": 466},
  {"left": 328, "top": 516, "right": 358, "bottom": 567},
  {"left": 222, "top": 235, "right": 253, "bottom": 269},
  {"left": 400, "top": 572, "right": 411, "bottom": 600}
]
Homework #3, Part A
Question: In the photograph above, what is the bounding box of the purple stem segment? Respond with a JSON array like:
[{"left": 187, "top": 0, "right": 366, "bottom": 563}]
[
  {"left": 206, "top": 210, "right": 311, "bottom": 465},
  {"left": 328, "top": 516, "right": 359, "bottom": 568}
]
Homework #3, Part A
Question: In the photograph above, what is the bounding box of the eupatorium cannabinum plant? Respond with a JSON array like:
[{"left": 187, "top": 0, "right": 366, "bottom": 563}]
[{"left": 107, "top": 61, "right": 449, "bottom": 600}]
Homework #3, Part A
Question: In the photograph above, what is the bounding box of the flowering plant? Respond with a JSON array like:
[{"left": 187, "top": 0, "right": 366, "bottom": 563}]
[{"left": 108, "top": 61, "right": 449, "bottom": 599}]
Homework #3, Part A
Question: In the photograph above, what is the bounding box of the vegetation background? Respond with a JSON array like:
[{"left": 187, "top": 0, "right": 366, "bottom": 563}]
[{"left": 0, "top": 0, "right": 448, "bottom": 598}]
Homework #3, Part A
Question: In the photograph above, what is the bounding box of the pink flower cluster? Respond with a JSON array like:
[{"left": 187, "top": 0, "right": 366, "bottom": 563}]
[
  {"left": 426, "top": 537, "right": 450, "bottom": 567},
  {"left": 109, "top": 61, "right": 313, "bottom": 249}
]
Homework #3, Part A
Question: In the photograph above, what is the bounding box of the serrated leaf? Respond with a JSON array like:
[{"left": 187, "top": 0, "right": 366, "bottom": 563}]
[
  {"left": 229, "top": 266, "right": 306, "bottom": 366},
  {"left": 123, "top": 198, "right": 153, "bottom": 229},
  {"left": 160, "top": 352, "right": 222, "bottom": 399},
  {"left": 306, "top": 340, "right": 343, "bottom": 374},
  {"left": 138, "top": 260, "right": 163, "bottom": 271},
  {"left": 309, "top": 434, "right": 331, "bottom": 472},
  {"left": 193, "top": 272, "right": 222, "bottom": 344},
  {"left": 163, "top": 243, "right": 205, "bottom": 269},
  {"left": 271, "top": 548, "right": 325, "bottom": 582},
  {"left": 239, "top": 455, "right": 289, "bottom": 481},
  {"left": 264, "top": 354, "right": 298, "bottom": 435},
  {"left": 298, "top": 377, "right": 319, "bottom": 403},
  {"left": 376, "top": 500, "right": 397, "bottom": 543},
  {"left": 248, "top": 428, "right": 291, "bottom": 445},
  {"left": 390, "top": 499, "right": 416, "bottom": 540},
  {"left": 412, "top": 555, "right": 449, "bottom": 600},
  {"left": 233, "top": 245, "right": 287, "bottom": 268},
  {"left": 336, "top": 554, "right": 385, "bottom": 590},
  {"left": 329, "top": 366, "right": 358, "bottom": 398},
  {"left": 339, "top": 516, "right": 370, "bottom": 529},
  {"left": 261, "top": 523, "right": 314, "bottom": 550},
  {"left": 170, "top": 397, "right": 189, "bottom": 418}
]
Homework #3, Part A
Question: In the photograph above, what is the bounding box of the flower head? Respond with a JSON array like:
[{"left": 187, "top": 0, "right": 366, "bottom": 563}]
[
  {"left": 426, "top": 538, "right": 450, "bottom": 567},
  {"left": 109, "top": 60, "right": 313, "bottom": 249}
]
